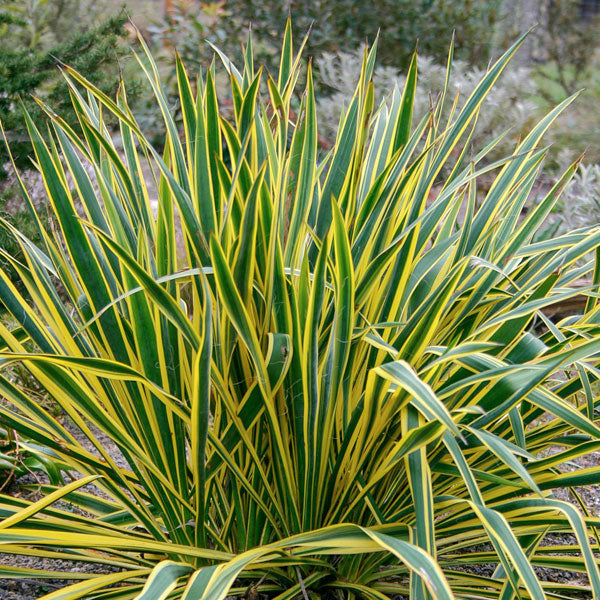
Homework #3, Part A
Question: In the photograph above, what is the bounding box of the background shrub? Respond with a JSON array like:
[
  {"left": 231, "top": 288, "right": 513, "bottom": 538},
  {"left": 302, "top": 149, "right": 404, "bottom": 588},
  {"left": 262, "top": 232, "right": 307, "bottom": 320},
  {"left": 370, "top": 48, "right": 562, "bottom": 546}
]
[
  {"left": 224, "top": 0, "right": 503, "bottom": 67},
  {"left": 0, "top": 1, "right": 133, "bottom": 178},
  {"left": 316, "top": 49, "right": 539, "bottom": 164}
]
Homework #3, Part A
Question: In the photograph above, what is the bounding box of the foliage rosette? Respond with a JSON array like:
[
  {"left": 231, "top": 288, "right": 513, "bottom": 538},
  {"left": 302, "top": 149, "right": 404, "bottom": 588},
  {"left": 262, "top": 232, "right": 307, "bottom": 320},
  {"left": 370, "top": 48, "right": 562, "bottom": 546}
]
[{"left": 1, "top": 22, "right": 600, "bottom": 600}]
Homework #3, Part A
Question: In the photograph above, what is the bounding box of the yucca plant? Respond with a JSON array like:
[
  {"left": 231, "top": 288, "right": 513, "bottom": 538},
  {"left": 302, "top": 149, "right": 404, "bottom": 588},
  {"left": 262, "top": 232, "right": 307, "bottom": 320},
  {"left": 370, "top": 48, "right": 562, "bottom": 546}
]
[{"left": 1, "top": 22, "right": 600, "bottom": 600}]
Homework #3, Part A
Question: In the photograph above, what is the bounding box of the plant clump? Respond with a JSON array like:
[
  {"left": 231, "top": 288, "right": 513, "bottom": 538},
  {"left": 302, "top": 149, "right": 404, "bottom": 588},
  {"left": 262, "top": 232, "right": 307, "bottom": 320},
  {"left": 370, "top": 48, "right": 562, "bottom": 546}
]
[{"left": 0, "top": 23, "right": 600, "bottom": 600}]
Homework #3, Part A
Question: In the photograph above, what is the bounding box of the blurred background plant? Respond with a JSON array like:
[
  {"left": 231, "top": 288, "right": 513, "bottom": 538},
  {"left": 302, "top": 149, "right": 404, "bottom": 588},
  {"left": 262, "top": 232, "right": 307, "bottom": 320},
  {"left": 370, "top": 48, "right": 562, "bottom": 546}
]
[
  {"left": 137, "top": 0, "right": 237, "bottom": 143},
  {"left": 224, "top": 0, "right": 503, "bottom": 68},
  {"left": 2, "top": 0, "right": 599, "bottom": 177},
  {"left": 553, "top": 163, "right": 600, "bottom": 231},
  {"left": 0, "top": 0, "right": 134, "bottom": 178},
  {"left": 133, "top": 0, "right": 600, "bottom": 178},
  {"left": 316, "top": 49, "right": 539, "bottom": 167},
  {"left": 533, "top": 0, "right": 600, "bottom": 97},
  {"left": 0, "top": 0, "right": 124, "bottom": 47},
  {"left": 148, "top": 0, "right": 232, "bottom": 77},
  {"left": 526, "top": 0, "right": 600, "bottom": 171},
  {"left": 0, "top": 181, "right": 47, "bottom": 297}
]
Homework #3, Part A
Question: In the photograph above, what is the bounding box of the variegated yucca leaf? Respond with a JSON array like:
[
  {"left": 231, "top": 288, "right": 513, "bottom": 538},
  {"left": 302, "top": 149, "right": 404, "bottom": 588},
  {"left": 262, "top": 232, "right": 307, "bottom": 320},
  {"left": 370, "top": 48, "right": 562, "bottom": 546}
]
[{"left": 1, "top": 21, "right": 600, "bottom": 600}]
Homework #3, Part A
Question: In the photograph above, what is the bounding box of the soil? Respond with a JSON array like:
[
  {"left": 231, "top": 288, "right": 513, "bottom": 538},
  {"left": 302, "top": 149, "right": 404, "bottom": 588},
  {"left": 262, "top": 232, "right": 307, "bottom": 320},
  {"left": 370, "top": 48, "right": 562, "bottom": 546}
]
[{"left": 0, "top": 421, "right": 130, "bottom": 599}]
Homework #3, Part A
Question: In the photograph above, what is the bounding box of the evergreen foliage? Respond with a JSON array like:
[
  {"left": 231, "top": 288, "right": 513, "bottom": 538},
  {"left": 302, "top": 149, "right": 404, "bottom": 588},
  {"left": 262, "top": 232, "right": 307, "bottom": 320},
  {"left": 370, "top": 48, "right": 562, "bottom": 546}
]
[
  {"left": 0, "top": 7, "right": 131, "bottom": 177},
  {"left": 226, "top": 0, "right": 502, "bottom": 67}
]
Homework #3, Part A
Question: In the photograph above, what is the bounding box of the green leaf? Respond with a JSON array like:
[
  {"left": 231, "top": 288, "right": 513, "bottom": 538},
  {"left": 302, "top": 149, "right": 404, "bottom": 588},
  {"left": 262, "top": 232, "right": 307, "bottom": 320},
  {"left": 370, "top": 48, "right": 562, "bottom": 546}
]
[{"left": 135, "top": 561, "right": 194, "bottom": 600}]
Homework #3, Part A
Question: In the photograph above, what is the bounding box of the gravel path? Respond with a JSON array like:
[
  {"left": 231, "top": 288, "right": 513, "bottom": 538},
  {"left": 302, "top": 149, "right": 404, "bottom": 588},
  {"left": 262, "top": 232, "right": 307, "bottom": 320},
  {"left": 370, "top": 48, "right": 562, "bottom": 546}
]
[{"left": 0, "top": 421, "right": 130, "bottom": 599}]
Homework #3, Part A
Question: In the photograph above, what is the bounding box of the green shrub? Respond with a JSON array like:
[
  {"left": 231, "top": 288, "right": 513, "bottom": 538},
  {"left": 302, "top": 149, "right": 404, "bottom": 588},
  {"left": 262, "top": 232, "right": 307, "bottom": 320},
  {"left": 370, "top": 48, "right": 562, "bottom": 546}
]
[
  {"left": 1, "top": 23, "right": 600, "bottom": 600},
  {"left": 0, "top": 425, "right": 64, "bottom": 492},
  {"left": 225, "top": 0, "right": 502, "bottom": 67},
  {"left": 532, "top": 0, "right": 600, "bottom": 97},
  {"left": 0, "top": 1, "right": 132, "bottom": 178}
]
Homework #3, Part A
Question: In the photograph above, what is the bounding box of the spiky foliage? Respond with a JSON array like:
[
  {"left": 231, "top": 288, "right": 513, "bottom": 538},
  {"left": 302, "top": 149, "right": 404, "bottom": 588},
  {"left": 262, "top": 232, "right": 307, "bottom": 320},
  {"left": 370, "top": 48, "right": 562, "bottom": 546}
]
[
  {"left": 1, "top": 24, "right": 600, "bottom": 600},
  {"left": 316, "top": 47, "right": 538, "bottom": 162}
]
